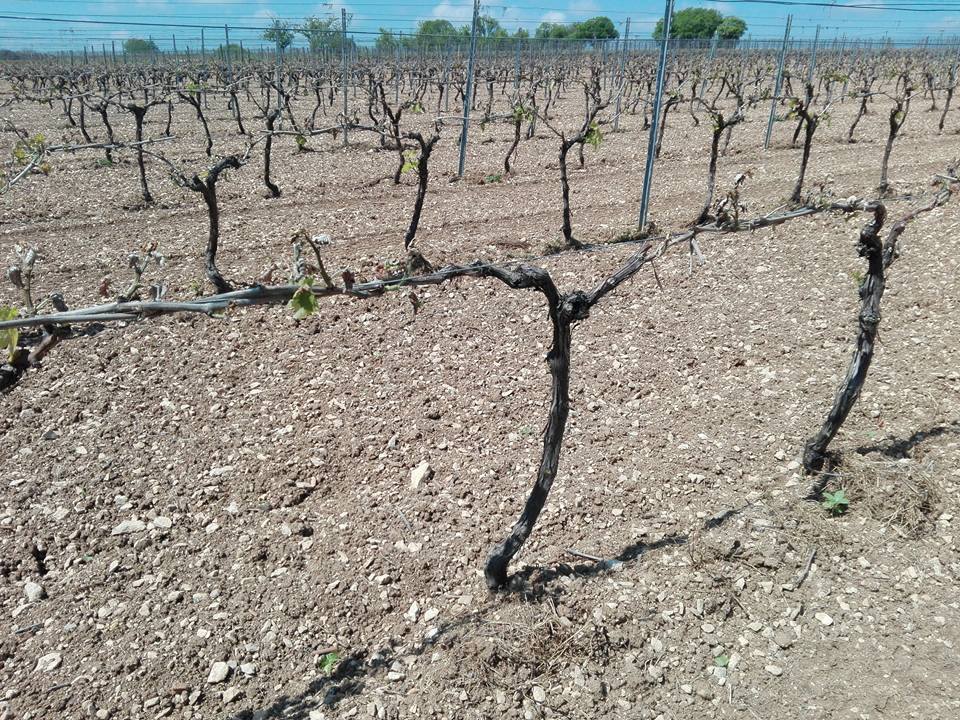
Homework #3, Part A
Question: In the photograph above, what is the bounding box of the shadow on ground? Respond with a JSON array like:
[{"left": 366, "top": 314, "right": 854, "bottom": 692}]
[{"left": 228, "top": 504, "right": 751, "bottom": 718}]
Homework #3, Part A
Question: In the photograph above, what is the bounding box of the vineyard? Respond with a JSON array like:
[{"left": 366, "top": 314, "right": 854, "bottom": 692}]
[{"left": 2, "top": 28, "right": 960, "bottom": 720}]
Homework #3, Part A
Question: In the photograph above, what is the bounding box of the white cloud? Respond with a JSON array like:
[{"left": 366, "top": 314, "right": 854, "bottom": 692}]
[
  {"left": 540, "top": 11, "right": 567, "bottom": 25},
  {"left": 431, "top": 2, "right": 474, "bottom": 24}
]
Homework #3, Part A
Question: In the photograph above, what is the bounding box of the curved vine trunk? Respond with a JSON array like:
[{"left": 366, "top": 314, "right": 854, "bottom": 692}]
[
  {"left": 558, "top": 138, "right": 579, "bottom": 248},
  {"left": 127, "top": 105, "right": 152, "bottom": 203},
  {"left": 804, "top": 171, "right": 957, "bottom": 495},
  {"left": 403, "top": 131, "right": 440, "bottom": 249},
  {"left": 486, "top": 290, "right": 572, "bottom": 589},
  {"left": 179, "top": 92, "right": 213, "bottom": 156},
  {"left": 695, "top": 121, "right": 724, "bottom": 225},
  {"left": 803, "top": 204, "right": 886, "bottom": 488},
  {"left": 940, "top": 81, "right": 955, "bottom": 133},
  {"left": 879, "top": 95, "right": 910, "bottom": 195},
  {"left": 199, "top": 182, "right": 230, "bottom": 292},
  {"left": 228, "top": 90, "right": 246, "bottom": 135},
  {"left": 847, "top": 91, "right": 869, "bottom": 143},
  {"left": 77, "top": 100, "right": 92, "bottom": 143},
  {"left": 505, "top": 115, "right": 522, "bottom": 174},
  {"left": 263, "top": 109, "right": 281, "bottom": 198},
  {"left": 181, "top": 157, "right": 242, "bottom": 293},
  {"left": 791, "top": 115, "right": 817, "bottom": 203}
]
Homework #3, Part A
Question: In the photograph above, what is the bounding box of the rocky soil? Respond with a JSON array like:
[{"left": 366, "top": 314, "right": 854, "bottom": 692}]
[{"left": 1, "top": 76, "right": 959, "bottom": 720}]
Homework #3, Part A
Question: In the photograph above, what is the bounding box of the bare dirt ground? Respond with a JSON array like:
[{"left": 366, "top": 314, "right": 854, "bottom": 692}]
[{"left": 1, "top": 79, "right": 960, "bottom": 720}]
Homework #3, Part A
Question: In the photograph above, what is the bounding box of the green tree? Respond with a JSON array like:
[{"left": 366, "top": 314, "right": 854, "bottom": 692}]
[
  {"left": 571, "top": 16, "right": 619, "bottom": 40},
  {"left": 263, "top": 18, "right": 294, "bottom": 51},
  {"left": 535, "top": 22, "right": 570, "bottom": 39},
  {"left": 476, "top": 15, "right": 508, "bottom": 39},
  {"left": 375, "top": 28, "right": 404, "bottom": 52},
  {"left": 717, "top": 16, "right": 748, "bottom": 40},
  {"left": 417, "top": 19, "right": 458, "bottom": 40},
  {"left": 653, "top": 8, "right": 746, "bottom": 40},
  {"left": 123, "top": 38, "right": 159, "bottom": 55},
  {"left": 299, "top": 15, "right": 337, "bottom": 53},
  {"left": 299, "top": 15, "right": 355, "bottom": 53},
  {"left": 536, "top": 16, "right": 618, "bottom": 41},
  {"left": 513, "top": 28, "right": 530, "bottom": 40}
]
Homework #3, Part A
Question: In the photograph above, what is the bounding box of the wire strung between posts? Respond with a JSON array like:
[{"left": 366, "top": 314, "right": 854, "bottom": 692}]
[{"left": 0, "top": 197, "right": 877, "bottom": 333}]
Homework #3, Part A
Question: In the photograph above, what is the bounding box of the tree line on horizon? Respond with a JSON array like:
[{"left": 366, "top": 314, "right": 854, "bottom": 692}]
[{"left": 99, "top": 6, "right": 749, "bottom": 58}]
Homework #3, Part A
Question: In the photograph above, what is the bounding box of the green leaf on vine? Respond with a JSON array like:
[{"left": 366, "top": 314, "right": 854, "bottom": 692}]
[
  {"left": 0, "top": 307, "right": 20, "bottom": 362},
  {"left": 401, "top": 150, "right": 419, "bottom": 174},
  {"left": 584, "top": 121, "right": 603, "bottom": 149},
  {"left": 288, "top": 277, "right": 318, "bottom": 319}
]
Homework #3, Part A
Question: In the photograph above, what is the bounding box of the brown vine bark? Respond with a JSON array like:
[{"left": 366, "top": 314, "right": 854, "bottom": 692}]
[
  {"left": 790, "top": 84, "right": 827, "bottom": 204},
  {"left": 802, "top": 203, "right": 886, "bottom": 487},
  {"left": 178, "top": 91, "right": 213, "bottom": 156},
  {"left": 402, "top": 128, "right": 440, "bottom": 250},
  {"left": 263, "top": 108, "right": 281, "bottom": 198},
  {"left": 694, "top": 105, "right": 743, "bottom": 225},
  {"left": 879, "top": 87, "right": 912, "bottom": 195},
  {"left": 121, "top": 101, "right": 161, "bottom": 203},
  {"left": 178, "top": 156, "right": 243, "bottom": 293},
  {"left": 804, "top": 170, "right": 958, "bottom": 494}
]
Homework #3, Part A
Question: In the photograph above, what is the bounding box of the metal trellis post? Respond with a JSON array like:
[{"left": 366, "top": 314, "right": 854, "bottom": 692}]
[
  {"left": 613, "top": 18, "right": 630, "bottom": 132},
  {"left": 764, "top": 15, "right": 793, "bottom": 151},
  {"left": 637, "top": 0, "right": 674, "bottom": 232},
  {"left": 457, "top": 0, "right": 480, "bottom": 179}
]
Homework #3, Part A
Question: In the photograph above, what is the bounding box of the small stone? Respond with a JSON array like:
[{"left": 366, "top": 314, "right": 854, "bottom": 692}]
[
  {"left": 111, "top": 519, "right": 146, "bottom": 535},
  {"left": 240, "top": 663, "right": 257, "bottom": 676},
  {"left": 207, "top": 661, "right": 230, "bottom": 684},
  {"left": 152, "top": 516, "right": 172, "bottom": 530},
  {"left": 773, "top": 628, "right": 796, "bottom": 648},
  {"left": 24, "top": 581, "right": 46, "bottom": 603},
  {"left": 405, "top": 601, "right": 420, "bottom": 622},
  {"left": 410, "top": 461, "right": 433, "bottom": 490},
  {"left": 222, "top": 687, "right": 243, "bottom": 703},
  {"left": 815, "top": 612, "right": 834, "bottom": 626},
  {"left": 35, "top": 653, "right": 62, "bottom": 672},
  {"left": 531, "top": 686, "right": 546, "bottom": 703},
  {"left": 765, "top": 664, "right": 783, "bottom": 677},
  {"left": 423, "top": 608, "right": 440, "bottom": 622}
]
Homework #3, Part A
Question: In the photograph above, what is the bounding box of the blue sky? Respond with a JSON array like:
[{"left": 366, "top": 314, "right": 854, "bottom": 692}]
[{"left": 1, "top": 1, "right": 959, "bottom": 51}]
